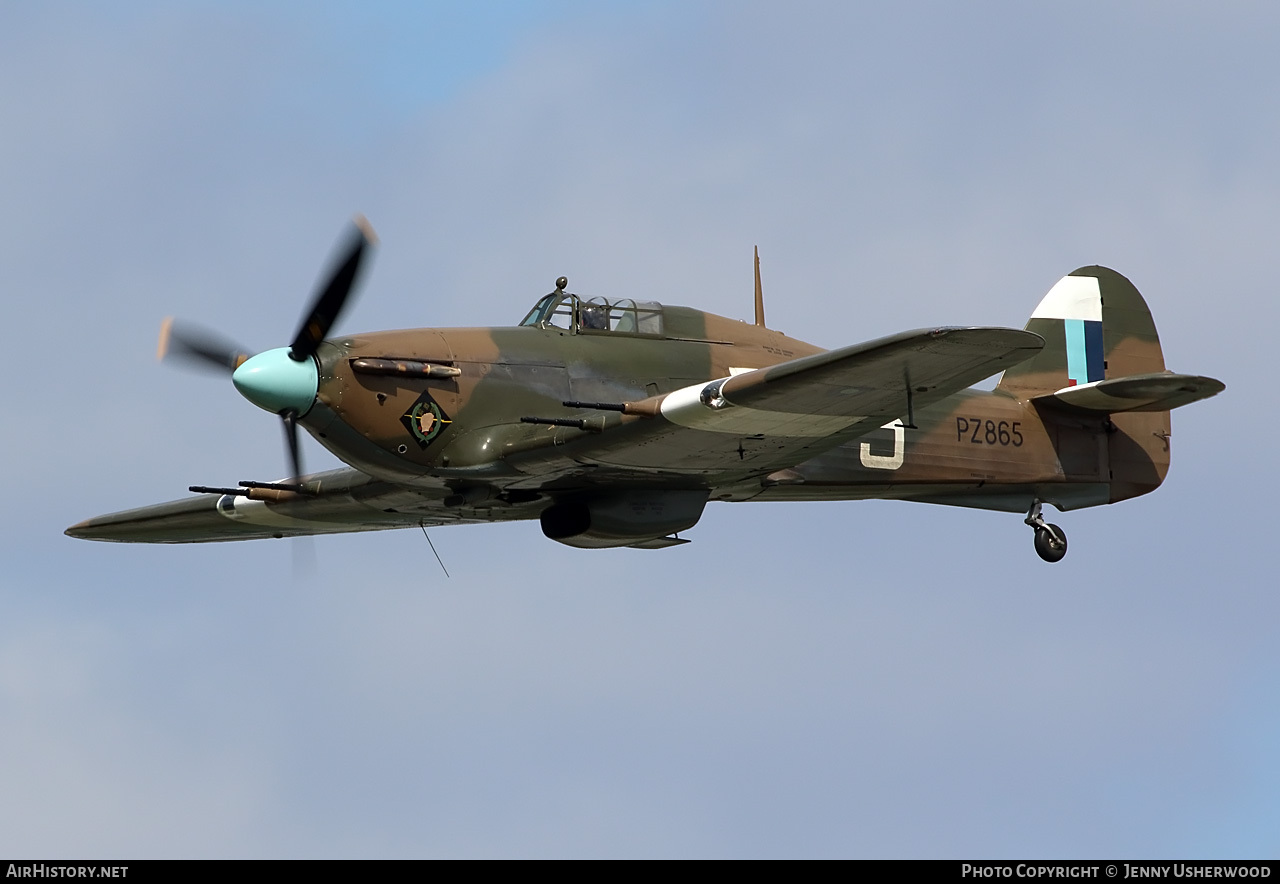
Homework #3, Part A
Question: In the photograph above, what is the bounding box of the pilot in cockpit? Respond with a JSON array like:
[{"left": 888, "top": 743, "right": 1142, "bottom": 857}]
[{"left": 580, "top": 305, "right": 609, "bottom": 330}]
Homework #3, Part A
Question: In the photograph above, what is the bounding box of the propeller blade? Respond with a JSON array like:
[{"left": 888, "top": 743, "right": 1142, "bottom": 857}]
[
  {"left": 280, "top": 408, "right": 316, "bottom": 579},
  {"left": 281, "top": 409, "right": 304, "bottom": 482},
  {"left": 157, "top": 317, "right": 253, "bottom": 374},
  {"left": 289, "top": 215, "right": 378, "bottom": 361}
]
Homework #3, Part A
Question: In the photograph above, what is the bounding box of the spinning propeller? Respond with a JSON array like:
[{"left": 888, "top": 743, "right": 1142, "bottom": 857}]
[{"left": 158, "top": 216, "right": 377, "bottom": 483}]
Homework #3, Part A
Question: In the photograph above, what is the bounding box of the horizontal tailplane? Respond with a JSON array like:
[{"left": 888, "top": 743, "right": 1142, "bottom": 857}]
[{"left": 1032, "top": 372, "right": 1224, "bottom": 415}]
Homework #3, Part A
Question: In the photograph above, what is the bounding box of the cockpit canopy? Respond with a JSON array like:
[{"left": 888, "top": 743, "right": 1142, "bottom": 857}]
[{"left": 519, "top": 292, "right": 664, "bottom": 336}]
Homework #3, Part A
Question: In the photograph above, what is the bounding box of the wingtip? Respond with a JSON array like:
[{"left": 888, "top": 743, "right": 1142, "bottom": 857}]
[{"left": 64, "top": 520, "right": 94, "bottom": 540}]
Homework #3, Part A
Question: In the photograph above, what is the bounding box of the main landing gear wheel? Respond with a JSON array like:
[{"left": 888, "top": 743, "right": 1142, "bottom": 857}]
[
  {"left": 1024, "top": 500, "right": 1068, "bottom": 563},
  {"left": 1033, "top": 524, "right": 1067, "bottom": 563}
]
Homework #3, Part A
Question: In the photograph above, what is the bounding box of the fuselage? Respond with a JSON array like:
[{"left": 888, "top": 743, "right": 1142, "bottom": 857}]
[{"left": 295, "top": 295, "right": 1165, "bottom": 516}]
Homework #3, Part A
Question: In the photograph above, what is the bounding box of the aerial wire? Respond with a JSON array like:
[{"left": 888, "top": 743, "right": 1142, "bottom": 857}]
[{"left": 420, "top": 521, "right": 450, "bottom": 579}]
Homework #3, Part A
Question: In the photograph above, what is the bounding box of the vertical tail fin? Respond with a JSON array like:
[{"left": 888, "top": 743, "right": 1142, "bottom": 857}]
[
  {"left": 996, "top": 266, "right": 1165, "bottom": 397},
  {"left": 999, "top": 267, "right": 1175, "bottom": 503}
]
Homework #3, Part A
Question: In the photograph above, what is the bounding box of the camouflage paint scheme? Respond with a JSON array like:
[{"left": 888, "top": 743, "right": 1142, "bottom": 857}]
[{"left": 67, "top": 265, "right": 1223, "bottom": 558}]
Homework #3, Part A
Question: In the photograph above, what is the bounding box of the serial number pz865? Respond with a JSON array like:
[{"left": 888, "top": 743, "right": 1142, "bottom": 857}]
[{"left": 957, "top": 417, "right": 1023, "bottom": 447}]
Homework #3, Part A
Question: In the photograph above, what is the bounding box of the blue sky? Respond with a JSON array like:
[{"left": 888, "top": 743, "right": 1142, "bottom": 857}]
[{"left": 1, "top": 1, "right": 1275, "bottom": 858}]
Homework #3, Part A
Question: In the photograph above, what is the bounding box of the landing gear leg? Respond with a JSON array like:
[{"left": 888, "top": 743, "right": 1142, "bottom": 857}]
[{"left": 1024, "top": 500, "right": 1067, "bottom": 563}]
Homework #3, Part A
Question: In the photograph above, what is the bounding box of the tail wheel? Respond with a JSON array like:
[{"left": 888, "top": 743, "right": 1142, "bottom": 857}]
[{"left": 1034, "top": 524, "right": 1068, "bottom": 563}]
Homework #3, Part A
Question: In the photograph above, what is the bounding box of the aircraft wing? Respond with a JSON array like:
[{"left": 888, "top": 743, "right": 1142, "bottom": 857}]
[
  {"left": 521, "top": 326, "right": 1044, "bottom": 475},
  {"left": 70, "top": 328, "right": 1043, "bottom": 542},
  {"left": 64, "top": 467, "right": 495, "bottom": 543}
]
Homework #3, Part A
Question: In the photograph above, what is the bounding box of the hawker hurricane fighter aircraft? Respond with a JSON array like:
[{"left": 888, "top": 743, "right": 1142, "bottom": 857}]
[{"left": 67, "top": 218, "right": 1224, "bottom": 561}]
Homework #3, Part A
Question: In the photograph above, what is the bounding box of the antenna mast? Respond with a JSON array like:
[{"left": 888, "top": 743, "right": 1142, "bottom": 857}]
[{"left": 754, "top": 246, "right": 766, "bottom": 328}]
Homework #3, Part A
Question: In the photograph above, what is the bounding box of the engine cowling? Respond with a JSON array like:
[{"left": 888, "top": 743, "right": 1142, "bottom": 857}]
[{"left": 540, "top": 490, "right": 709, "bottom": 549}]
